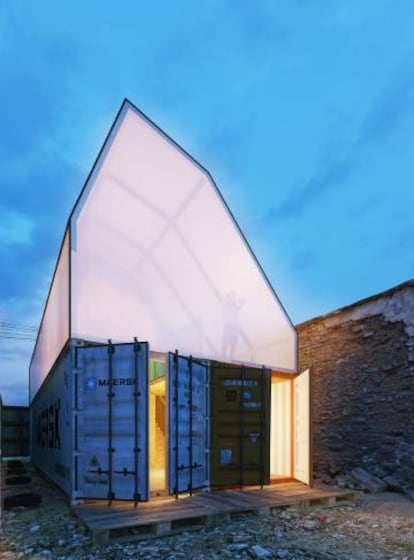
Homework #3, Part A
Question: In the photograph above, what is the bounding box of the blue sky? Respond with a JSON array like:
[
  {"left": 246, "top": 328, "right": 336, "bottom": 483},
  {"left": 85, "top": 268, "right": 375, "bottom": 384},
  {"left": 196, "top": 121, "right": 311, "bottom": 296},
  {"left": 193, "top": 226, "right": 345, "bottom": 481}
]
[{"left": 1, "top": 1, "right": 414, "bottom": 404}]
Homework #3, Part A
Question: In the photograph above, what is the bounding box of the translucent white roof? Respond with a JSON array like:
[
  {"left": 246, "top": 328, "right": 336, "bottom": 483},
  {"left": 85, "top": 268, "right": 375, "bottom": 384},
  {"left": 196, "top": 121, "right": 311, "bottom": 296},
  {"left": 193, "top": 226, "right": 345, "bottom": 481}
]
[
  {"left": 30, "top": 100, "right": 297, "bottom": 401},
  {"left": 29, "top": 230, "right": 69, "bottom": 401}
]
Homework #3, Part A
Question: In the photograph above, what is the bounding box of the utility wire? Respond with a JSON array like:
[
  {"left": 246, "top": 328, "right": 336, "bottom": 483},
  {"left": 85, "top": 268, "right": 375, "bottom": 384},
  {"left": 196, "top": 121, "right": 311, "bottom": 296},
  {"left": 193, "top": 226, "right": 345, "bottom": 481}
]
[
  {"left": 0, "top": 321, "right": 38, "bottom": 342},
  {"left": 0, "top": 335, "right": 36, "bottom": 341},
  {"left": 0, "top": 321, "right": 37, "bottom": 332}
]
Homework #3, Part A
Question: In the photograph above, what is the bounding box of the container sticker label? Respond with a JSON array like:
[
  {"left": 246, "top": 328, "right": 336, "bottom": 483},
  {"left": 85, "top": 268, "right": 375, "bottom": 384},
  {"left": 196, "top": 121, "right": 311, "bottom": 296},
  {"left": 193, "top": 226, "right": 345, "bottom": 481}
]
[
  {"left": 225, "top": 389, "right": 237, "bottom": 402},
  {"left": 243, "top": 402, "right": 261, "bottom": 409},
  {"left": 89, "top": 455, "right": 100, "bottom": 468},
  {"left": 97, "top": 377, "right": 136, "bottom": 387},
  {"left": 222, "top": 379, "right": 258, "bottom": 387},
  {"left": 220, "top": 449, "right": 233, "bottom": 465},
  {"left": 85, "top": 474, "right": 107, "bottom": 485},
  {"left": 84, "top": 376, "right": 98, "bottom": 391},
  {"left": 249, "top": 430, "right": 261, "bottom": 443}
]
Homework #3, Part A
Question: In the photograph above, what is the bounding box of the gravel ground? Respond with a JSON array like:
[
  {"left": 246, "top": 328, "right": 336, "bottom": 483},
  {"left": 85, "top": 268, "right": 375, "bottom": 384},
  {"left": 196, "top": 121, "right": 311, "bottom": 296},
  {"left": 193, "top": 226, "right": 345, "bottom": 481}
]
[{"left": 1, "top": 469, "right": 414, "bottom": 559}]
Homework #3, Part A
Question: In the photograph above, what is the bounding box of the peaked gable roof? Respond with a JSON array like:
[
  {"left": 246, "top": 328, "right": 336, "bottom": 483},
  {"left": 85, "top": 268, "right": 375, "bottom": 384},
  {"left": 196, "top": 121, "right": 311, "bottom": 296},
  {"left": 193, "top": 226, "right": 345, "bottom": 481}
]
[
  {"left": 30, "top": 99, "right": 297, "bottom": 401},
  {"left": 69, "top": 99, "right": 296, "bottom": 370}
]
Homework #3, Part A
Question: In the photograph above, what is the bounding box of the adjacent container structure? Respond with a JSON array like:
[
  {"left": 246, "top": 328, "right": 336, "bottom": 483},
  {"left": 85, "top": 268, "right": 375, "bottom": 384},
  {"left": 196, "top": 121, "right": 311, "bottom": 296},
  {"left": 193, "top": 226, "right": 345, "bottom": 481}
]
[
  {"left": 1, "top": 404, "right": 30, "bottom": 458},
  {"left": 29, "top": 99, "right": 311, "bottom": 503}
]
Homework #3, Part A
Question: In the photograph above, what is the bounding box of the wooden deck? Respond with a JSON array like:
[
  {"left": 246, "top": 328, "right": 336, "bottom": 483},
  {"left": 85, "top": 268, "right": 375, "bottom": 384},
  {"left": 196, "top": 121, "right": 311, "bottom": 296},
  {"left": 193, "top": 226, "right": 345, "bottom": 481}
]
[{"left": 73, "top": 482, "right": 359, "bottom": 544}]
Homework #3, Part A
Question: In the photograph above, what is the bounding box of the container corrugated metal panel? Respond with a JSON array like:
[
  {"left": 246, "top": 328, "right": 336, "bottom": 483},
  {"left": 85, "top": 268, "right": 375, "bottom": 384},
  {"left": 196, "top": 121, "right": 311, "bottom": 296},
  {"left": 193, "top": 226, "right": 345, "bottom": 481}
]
[
  {"left": 1, "top": 405, "right": 30, "bottom": 457},
  {"left": 30, "top": 347, "right": 73, "bottom": 495},
  {"left": 75, "top": 342, "right": 149, "bottom": 501},
  {"left": 210, "top": 363, "right": 270, "bottom": 488},
  {"left": 30, "top": 340, "right": 150, "bottom": 502},
  {"left": 0, "top": 394, "right": 2, "bottom": 460},
  {"left": 168, "top": 353, "right": 209, "bottom": 495}
]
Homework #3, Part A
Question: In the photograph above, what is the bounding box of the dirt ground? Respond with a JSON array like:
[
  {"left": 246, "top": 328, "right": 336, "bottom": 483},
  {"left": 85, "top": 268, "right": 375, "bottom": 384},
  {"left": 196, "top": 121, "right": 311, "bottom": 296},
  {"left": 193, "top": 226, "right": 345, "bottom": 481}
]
[{"left": 2, "top": 471, "right": 414, "bottom": 559}]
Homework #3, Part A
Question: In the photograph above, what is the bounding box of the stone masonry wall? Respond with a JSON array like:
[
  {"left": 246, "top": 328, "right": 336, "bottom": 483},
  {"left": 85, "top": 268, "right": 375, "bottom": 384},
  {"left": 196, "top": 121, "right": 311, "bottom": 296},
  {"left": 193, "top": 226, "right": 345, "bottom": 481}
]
[{"left": 297, "top": 280, "right": 414, "bottom": 498}]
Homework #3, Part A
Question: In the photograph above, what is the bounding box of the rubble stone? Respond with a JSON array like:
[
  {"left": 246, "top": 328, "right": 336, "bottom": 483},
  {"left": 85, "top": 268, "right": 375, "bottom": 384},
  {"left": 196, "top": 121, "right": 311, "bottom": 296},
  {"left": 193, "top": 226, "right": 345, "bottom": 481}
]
[
  {"left": 2, "top": 463, "right": 414, "bottom": 558},
  {"left": 250, "top": 544, "right": 272, "bottom": 559},
  {"left": 297, "top": 280, "right": 414, "bottom": 498},
  {"left": 350, "top": 468, "right": 387, "bottom": 493}
]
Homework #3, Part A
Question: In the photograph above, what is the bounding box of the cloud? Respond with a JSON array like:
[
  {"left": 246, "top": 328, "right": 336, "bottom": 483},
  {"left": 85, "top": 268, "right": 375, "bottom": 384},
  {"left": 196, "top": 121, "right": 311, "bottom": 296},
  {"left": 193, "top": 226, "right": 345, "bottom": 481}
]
[
  {"left": 0, "top": 208, "right": 35, "bottom": 248},
  {"left": 290, "top": 250, "right": 316, "bottom": 272},
  {"left": 202, "top": 115, "right": 255, "bottom": 178},
  {"left": 0, "top": 329, "right": 34, "bottom": 407},
  {"left": 0, "top": 284, "right": 47, "bottom": 406},
  {"left": 262, "top": 63, "right": 414, "bottom": 223},
  {"left": 0, "top": 8, "right": 85, "bottom": 301},
  {"left": 378, "top": 225, "right": 414, "bottom": 262},
  {"left": 346, "top": 197, "right": 379, "bottom": 220},
  {"left": 264, "top": 156, "right": 356, "bottom": 221},
  {"left": 357, "top": 67, "right": 414, "bottom": 147},
  {"left": 0, "top": 381, "right": 29, "bottom": 406}
]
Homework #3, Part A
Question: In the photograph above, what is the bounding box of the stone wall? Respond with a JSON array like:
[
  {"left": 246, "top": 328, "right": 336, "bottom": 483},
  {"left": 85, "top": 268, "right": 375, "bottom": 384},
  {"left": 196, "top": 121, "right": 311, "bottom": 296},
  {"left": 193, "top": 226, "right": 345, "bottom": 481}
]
[{"left": 297, "top": 280, "right": 414, "bottom": 497}]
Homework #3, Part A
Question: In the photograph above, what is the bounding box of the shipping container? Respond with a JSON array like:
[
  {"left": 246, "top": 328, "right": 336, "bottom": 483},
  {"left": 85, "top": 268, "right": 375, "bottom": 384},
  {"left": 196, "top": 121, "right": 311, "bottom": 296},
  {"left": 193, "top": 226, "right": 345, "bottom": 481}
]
[
  {"left": 30, "top": 339, "right": 310, "bottom": 503},
  {"left": 1, "top": 404, "right": 30, "bottom": 458}
]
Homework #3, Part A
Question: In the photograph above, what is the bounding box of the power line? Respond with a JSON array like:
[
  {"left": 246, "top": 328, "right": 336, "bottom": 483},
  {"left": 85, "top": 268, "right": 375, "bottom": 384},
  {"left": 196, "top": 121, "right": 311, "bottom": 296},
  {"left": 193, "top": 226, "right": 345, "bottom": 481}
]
[
  {"left": 0, "top": 321, "right": 38, "bottom": 332},
  {"left": 0, "top": 335, "right": 36, "bottom": 341},
  {"left": 0, "top": 321, "right": 38, "bottom": 343}
]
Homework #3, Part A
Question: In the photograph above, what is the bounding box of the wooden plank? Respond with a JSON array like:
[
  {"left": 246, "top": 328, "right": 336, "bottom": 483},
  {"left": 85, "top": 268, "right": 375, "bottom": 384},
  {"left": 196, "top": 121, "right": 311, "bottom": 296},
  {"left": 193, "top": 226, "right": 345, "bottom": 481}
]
[
  {"left": 79, "top": 500, "right": 211, "bottom": 525},
  {"left": 92, "top": 529, "right": 109, "bottom": 545},
  {"left": 87, "top": 504, "right": 218, "bottom": 530},
  {"left": 193, "top": 493, "right": 247, "bottom": 511},
  {"left": 154, "top": 521, "right": 171, "bottom": 536},
  {"left": 75, "top": 483, "right": 360, "bottom": 544}
]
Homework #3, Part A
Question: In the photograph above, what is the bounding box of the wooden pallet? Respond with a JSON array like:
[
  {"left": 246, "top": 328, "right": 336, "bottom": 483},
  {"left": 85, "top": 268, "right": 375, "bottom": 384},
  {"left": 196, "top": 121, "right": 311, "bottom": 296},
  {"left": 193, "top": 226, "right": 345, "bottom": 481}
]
[{"left": 73, "top": 482, "right": 359, "bottom": 544}]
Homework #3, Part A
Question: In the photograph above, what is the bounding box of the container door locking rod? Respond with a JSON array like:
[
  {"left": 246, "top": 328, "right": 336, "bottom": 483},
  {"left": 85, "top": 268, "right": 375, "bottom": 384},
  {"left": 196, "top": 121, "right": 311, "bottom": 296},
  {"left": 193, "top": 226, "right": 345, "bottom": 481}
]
[
  {"left": 239, "top": 366, "right": 245, "bottom": 490},
  {"left": 74, "top": 347, "right": 79, "bottom": 492},
  {"left": 133, "top": 338, "right": 141, "bottom": 506},
  {"left": 188, "top": 355, "right": 193, "bottom": 496},
  {"left": 260, "top": 366, "right": 265, "bottom": 489},
  {"left": 174, "top": 350, "right": 179, "bottom": 499},
  {"left": 107, "top": 340, "right": 115, "bottom": 503}
]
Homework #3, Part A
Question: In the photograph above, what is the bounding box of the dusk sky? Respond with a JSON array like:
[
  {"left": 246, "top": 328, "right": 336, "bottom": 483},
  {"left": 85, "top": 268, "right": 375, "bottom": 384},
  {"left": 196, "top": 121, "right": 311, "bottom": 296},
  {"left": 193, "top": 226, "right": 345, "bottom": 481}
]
[{"left": 1, "top": 1, "right": 414, "bottom": 405}]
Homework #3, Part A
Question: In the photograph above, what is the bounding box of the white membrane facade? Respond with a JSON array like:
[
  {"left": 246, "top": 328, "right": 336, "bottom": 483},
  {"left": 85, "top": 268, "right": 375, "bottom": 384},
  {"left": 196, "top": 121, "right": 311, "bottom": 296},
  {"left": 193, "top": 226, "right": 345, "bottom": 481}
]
[
  {"left": 30, "top": 100, "right": 297, "bottom": 402},
  {"left": 70, "top": 102, "right": 296, "bottom": 370},
  {"left": 30, "top": 230, "right": 70, "bottom": 400}
]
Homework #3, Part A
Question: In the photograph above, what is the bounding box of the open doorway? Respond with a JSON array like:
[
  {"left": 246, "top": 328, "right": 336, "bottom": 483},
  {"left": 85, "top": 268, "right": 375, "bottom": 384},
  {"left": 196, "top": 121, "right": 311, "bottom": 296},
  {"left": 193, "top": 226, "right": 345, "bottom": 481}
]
[
  {"left": 270, "top": 374, "right": 292, "bottom": 482},
  {"left": 149, "top": 353, "right": 167, "bottom": 495},
  {"left": 270, "top": 370, "right": 311, "bottom": 485}
]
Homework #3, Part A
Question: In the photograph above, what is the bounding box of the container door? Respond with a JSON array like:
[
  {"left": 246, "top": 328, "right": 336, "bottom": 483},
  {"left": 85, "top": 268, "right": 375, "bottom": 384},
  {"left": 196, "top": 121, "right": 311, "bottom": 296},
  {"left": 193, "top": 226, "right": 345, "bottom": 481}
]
[
  {"left": 76, "top": 341, "right": 149, "bottom": 501},
  {"left": 210, "top": 364, "right": 271, "bottom": 488},
  {"left": 293, "top": 368, "right": 311, "bottom": 485},
  {"left": 168, "top": 353, "right": 209, "bottom": 496}
]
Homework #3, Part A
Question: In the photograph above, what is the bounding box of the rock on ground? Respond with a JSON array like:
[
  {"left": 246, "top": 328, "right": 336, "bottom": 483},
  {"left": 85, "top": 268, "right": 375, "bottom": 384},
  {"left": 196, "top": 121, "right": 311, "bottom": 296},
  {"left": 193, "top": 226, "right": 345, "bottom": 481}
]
[
  {"left": 2, "top": 473, "right": 414, "bottom": 559},
  {"left": 350, "top": 468, "right": 387, "bottom": 493}
]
